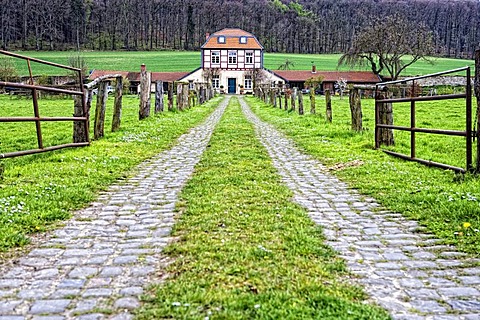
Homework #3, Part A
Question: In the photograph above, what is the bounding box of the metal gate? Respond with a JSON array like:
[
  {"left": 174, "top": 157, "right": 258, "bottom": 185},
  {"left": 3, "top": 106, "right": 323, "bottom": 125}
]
[
  {"left": 375, "top": 67, "right": 473, "bottom": 173},
  {"left": 0, "top": 50, "right": 89, "bottom": 158}
]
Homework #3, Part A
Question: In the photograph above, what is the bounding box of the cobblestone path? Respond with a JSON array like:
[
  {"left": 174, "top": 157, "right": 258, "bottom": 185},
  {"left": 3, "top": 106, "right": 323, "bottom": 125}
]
[
  {"left": 240, "top": 97, "right": 480, "bottom": 320},
  {"left": 0, "top": 97, "right": 229, "bottom": 320}
]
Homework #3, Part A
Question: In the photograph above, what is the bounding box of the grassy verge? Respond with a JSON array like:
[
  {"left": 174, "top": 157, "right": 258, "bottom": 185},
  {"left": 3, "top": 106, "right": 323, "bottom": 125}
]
[
  {"left": 0, "top": 94, "right": 222, "bottom": 251},
  {"left": 246, "top": 95, "right": 480, "bottom": 255},
  {"left": 138, "top": 97, "right": 390, "bottom": 319}
]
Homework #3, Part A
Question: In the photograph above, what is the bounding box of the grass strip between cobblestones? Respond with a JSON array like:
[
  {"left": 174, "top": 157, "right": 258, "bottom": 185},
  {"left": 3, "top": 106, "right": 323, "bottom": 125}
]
[
  {"left": 138, "top": 97, "right": 390, "bottom": 319},
  {"left": 0, "top": 96, "right": 222, "bottom": 252},
  {"left": 245, "top": 96, "right": 480, "bottom": 255}
]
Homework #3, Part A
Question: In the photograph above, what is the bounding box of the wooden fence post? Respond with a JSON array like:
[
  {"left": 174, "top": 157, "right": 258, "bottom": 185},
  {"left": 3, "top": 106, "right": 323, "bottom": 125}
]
[
  {"left": 291, "top": 88, "right": 297, "bottom": 111},
  {"left": 183, "top": 83, "right": 189, "bottom": 108},
  {"left": 376, "top": 90, "right": 395, "bottom": 146},
  {"left": 155, "top": 80, "right": 164, "bottom": 113},
  {"left": 284, "top": 90, "right": 289, "bottom": 110},
  {"left": 168, "top": 82, "right": 174, "bottom": 111},
  {"left": 176, "top": 83, "right": 183, "bottom": 110},
  {"left": 298, "top": 92, "right": 304, "bottom": 115},
  {"left": 349, "top": 88, "right": 362, "bottom": 131},
  {"left": 73, "top": 94, "right": 87, "bottom": 142},
  {"left": 475, "top": 49, "right": 480, "bottom": 171},
  {"left": 111, "top": 76, "right": 123, "bottom": 132},
  {"left": 325, "top": 89, "right": 332, "bottom": 122},
  {"left": 270, "top": 89, "right": 275, "bottom": 107},
  {"left": 310, "top": 90, "right": 315, "bottom": 114},
  {"left": 139, "top": 64, "right": 151, "bottom": 120},
  {"left": 94, "top": 81, "right": 108, "bottom": 139}
]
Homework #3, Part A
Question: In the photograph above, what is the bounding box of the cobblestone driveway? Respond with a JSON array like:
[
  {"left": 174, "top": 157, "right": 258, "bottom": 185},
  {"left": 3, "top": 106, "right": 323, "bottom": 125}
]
[
  {"left": 0, "top": 97, "right": 230, "bottom": 320},
  {"left": 239, "top": 96, "right": 480, "bottom": 320}
]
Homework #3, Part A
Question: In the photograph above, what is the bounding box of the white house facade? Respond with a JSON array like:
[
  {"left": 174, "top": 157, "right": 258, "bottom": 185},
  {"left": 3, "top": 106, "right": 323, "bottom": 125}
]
[{"left": 180, "top": 28, "right": 282, "bottom": 94}]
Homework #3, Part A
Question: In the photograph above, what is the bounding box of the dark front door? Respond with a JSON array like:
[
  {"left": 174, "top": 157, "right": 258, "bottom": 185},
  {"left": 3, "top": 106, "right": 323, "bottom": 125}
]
[{"left": 228, "top": 78, "right": 236, "bottom": 94}]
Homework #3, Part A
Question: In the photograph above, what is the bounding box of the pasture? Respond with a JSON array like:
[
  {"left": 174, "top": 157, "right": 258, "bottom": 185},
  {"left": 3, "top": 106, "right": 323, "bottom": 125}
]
[
  {"left": 247, "top": 95, "right": 480, "bottom": 254},
  {"left": 0, "top": 94, "right": 221, "bottom": 251},
  {"left": 7, "top": 50, "right": 476, "bottom": 77}
]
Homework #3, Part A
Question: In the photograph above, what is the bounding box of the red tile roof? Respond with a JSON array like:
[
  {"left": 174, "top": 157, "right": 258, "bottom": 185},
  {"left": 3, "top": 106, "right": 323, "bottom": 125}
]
[
  {"left": 89, "top": 70, "right": 188, "bottom": 82},
  {"left": 273, "top": 70, "right": 381, "bottom": 83},
  {"left": 202, "top": 28, "right": 263, "bottom": 50}
]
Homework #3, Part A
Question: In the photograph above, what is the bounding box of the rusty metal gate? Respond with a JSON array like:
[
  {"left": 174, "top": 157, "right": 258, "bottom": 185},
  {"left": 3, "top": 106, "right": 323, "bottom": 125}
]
[
  {"left": 375, "top": 67, "right": 473, "bottom": 173},
  {"left": 0, "top": 50, "right": 89, "bottom": 158}
]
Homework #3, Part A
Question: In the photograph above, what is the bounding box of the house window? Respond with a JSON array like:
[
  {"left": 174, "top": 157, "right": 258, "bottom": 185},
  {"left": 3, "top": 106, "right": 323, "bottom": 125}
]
[
  {"left": 211, "top": 51, "right": 220, "bottom": 64},
  {"left": 212, "top": 75, "right": 220, "bottom": 89},
  {"left": 218, "top": 36, "right": 226, "bottom": 44},
  {"left": 270, "top": 81, "right": 276, "bottom": 88},
  {"left": 189, "top": 80, "right": 194, "bottom": 90},
  {"left": 244, "top": 76, "right": 252, "bottom": 90},
  {"left": 246, "top": 52, "right": 253, "bottom": 64},
  {"left": 239, "top": 36, "right": 247, "bottom": 44},
  {"left": 228, "top": 51, "right": 237, "bottom": 64}
]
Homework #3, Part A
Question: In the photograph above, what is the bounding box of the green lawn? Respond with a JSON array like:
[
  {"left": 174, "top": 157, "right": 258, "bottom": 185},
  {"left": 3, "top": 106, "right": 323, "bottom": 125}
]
[
  {"left": 7, "top": 50, "right": 475, "bottom": 77},
  {"left": 138, "top": 97, "right": 390, "bottom": 320},
  {"left": 246, "top": 95, "right": 480, "bottom": 255},
  {"left": 0, "top": 94, "right": 221, "bottom": 251}
]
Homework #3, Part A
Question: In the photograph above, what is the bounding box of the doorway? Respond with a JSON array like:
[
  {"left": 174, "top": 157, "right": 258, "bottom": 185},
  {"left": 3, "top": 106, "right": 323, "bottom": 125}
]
[{"left": 228, "top": 78, "right": 236, "bottom": 94}]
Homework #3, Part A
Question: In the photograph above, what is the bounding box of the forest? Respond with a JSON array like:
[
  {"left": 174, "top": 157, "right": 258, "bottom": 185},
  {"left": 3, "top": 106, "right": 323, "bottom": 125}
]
[{"left": 0, "top": 0, "right": 479, "bottom": 59}]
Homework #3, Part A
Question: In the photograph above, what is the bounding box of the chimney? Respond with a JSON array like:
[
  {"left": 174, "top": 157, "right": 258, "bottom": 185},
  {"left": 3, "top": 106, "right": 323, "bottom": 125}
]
[
  {"left": 312, "top": 64, "right": 316, "bottom": 74},
  {"left": 141, "top": 63, "right": 146, "bottom": 72},
  {"left": 206, "top": 32, "right": 210, "bottom": 40}
]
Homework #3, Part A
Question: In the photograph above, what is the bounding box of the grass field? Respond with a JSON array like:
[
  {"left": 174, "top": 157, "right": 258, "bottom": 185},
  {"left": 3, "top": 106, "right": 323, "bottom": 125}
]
[
  {"left": 138, "top": 97, "right": 389, "bottom": 320},
  {"left": 6, "top": 50, "right": 475, "bottom": 77},
  {"left": 0, "top": 94, "right": 221, "bottom": 251},
  {"left": 247, "top": 95, "right": 480, "bottom": 255}
]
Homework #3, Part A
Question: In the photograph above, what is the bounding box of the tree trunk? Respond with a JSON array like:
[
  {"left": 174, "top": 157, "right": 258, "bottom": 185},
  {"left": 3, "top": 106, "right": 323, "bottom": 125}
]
[
  {"left": 112, "top": 76, "right": 123, "bottom": 132},
  {"left": 310, "top": 90, "right": 315, "bottom": 114},
  {"left": 73, "top": 94, "right": 88, "bottom": 142},
  {"left": 155, "top": 80, "right": 164, "bottom": 113},
  {"left": 168, "top": 82, "right": 174, "bottom": 111},
  {"left": 376, "top": 91, "right": 394, "bottom": 146},
  {"left": 325, "top": 89, "right": 332, "bottom": 122},
  {"left": 139, "top": 66, "right": 151, "bottom": 120},
  {"left": 349, "top": 88, "right": 362, "bottom": 131},
  {"left": 298, "top": 92, "right": 304, "bottom": 115},
  {"left": 94, "top": 81, "right": 108, "bottom": 139}
]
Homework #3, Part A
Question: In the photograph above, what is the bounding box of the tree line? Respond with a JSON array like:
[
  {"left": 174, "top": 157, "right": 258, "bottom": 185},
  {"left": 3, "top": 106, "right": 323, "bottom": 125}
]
[{"left": 0, "top": 0, "right": 479, "bottom": 58}]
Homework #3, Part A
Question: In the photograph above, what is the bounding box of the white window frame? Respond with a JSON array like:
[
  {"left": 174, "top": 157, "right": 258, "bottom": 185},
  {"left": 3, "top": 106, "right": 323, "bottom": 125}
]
[
  {"left": 240, "top": 36, "right": 247, "bottom": 44},
  {"left": 228, "top": 51, "right": 237, "bottom": 64},
  {"left": 245, "top": 52, "right": 253, "bottom": 64},
  {"left": 218, "top": 36, "right": 226, "bottom": 44},
  {"left": 211, "top": 51, "right": 220, "bottom": 64},
  {"left": 212, "top": 75, "right": 220, "bottom": 89},
  {"left": 188, "top": 80, "right": 194, "bottom": 90},
  {"left": 244, "top": 76, "right": 252, "bottom": 90}
]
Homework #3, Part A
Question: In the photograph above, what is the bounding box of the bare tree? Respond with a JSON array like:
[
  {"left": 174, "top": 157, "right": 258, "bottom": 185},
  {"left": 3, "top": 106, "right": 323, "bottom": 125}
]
[
  {"left": 244, "top": 68, "right": 267, "bottom": 89},
  {"left": 338, "top": 14, "right": 435, "bottom": 80}
]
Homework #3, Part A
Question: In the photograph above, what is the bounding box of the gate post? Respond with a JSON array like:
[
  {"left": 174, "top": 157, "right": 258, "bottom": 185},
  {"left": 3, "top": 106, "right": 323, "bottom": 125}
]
[{"left": 475, "top": 50, "right": 480, "bottom": 171}]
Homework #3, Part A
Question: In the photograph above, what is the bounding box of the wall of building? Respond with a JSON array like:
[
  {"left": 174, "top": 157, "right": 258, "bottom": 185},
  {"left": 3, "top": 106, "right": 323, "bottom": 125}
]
[{"left": 203, "top": 49, "right": 262, "bottom": 69}]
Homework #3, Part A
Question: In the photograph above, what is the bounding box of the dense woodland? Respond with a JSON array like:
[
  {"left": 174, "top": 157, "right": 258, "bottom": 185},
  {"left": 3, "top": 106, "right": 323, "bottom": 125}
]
[{"left": 0, "top": 0, "right": 479, "bottom": 58}]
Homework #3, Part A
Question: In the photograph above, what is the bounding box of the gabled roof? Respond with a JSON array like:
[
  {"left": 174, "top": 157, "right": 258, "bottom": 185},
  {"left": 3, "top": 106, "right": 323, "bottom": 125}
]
[
  {"left": 273, "top": 70, "right": 381, "bottom": 83},
  {"left": 202, "top": 28, "right": 263, "bottom": 50}
]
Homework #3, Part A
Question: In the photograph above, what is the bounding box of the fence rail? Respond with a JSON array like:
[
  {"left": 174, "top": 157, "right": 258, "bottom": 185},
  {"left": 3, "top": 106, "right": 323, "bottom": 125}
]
[
  {"left": 0, "top": 50, "right": 89, "bottom": 159},
  {"left": 374, "top": 66, "right": 472, "bottom": 173}
]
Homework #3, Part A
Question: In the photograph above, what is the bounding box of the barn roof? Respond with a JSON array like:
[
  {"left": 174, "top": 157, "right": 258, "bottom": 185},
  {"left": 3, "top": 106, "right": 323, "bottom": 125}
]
[
  {"left": 273, "top": 70, "right": 381, "bottom": 83},
  {"left": 88, "top": 70, "right": 189, "bottom": 83},
  {"left": 202, "top": 28, "right": 263, "bottom": 50}
]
